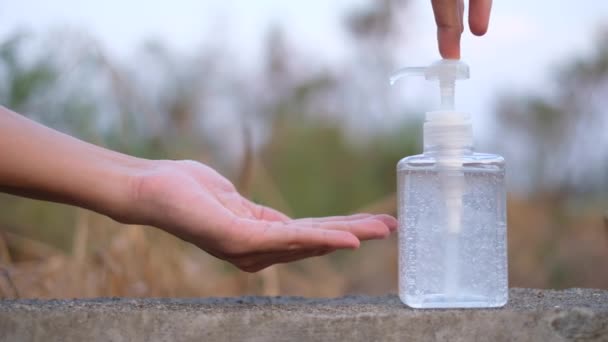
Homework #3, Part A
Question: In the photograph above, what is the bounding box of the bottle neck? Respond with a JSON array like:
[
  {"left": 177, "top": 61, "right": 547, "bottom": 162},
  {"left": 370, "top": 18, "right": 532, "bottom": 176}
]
[{"left": 422, "top": 110, "right": 473, "bottom": 156}]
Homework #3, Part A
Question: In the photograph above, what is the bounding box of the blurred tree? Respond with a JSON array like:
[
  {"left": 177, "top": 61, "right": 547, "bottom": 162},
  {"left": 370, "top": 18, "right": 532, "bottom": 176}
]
[
  {"left": 0, "top": 33, "right": 56, "bottom": 110},
  {"left": 0, "top": 31, "right": 110, "bottom": 144},
  {"left": 345, "top": 0, "right": 409, "bottom": 43},
  {"left": 494, "top": 29, "right": 608, "bottom": 196},
  {"left": 0, "top": 10, "right": 422, "bottom": 246},
  {"left": 255, "top": 13, "right": 421, "bottom": 217},
  {"left": 341, "top": 0, "right": 411, "bottom": 135},
  {"left": 261, "top": 118, "right": 420, "bottom": 217}
]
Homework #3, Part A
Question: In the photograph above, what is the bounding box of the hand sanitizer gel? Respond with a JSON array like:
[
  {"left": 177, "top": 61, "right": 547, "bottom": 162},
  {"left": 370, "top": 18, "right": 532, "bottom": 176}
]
[{"left": 391, "top": 60, "right": 508, "bottom": 308}]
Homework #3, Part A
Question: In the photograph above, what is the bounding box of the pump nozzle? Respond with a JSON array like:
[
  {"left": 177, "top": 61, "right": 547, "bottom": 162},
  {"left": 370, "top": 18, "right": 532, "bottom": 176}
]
[
  {"left": 390, "top": 59, "right": 472, "bottom": 153},
  {"left": 390, "top": 59, "right": 469, "bottom": 110}
]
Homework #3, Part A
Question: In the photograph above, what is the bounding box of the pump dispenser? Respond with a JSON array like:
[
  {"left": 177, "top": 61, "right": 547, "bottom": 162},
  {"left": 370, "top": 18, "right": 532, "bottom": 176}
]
[{"left": 392, "top": 60, "right": 508, "bottom": 309}]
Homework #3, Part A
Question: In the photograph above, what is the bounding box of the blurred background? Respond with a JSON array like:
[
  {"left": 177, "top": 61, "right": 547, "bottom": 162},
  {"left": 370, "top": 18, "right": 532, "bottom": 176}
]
[{"left": 0, "top": 0, "right": 607, "bottom": 298}]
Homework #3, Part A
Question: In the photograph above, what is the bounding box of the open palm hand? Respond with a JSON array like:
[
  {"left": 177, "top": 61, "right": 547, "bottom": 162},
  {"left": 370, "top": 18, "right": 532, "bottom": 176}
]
[{"left": 128, "top": 160, "right": 396, "bottom": 272}]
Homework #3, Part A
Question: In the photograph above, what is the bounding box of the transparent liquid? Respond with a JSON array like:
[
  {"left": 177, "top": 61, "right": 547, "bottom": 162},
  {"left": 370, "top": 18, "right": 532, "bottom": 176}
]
[{"left": 398, "top": 159, "right": 508, "bottom": 309}]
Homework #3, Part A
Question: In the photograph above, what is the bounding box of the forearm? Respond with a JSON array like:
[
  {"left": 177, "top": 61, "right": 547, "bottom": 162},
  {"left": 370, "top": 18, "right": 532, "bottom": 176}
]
[{"left": 0, "top": 106, "right": 146, "bottom": 221}]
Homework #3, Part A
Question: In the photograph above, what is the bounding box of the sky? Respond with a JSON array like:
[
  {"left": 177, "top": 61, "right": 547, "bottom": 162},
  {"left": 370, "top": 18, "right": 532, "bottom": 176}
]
[{"left": 2, "top": 0, "right": 608, "bottom": 143}]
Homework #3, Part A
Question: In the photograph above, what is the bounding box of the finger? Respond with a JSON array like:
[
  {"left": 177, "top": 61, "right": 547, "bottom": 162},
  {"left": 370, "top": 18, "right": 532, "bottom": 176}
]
[
  {"left": 370, "top": 214, "right": 398, "bottom": 232},
  {"left": 240, "top": 248, "right": 337, "bottom": 272},
  {"left": 294, "top": 214, "right": 397, "bottom": 232},
  {"left": 431, "top": 0, "right": 464, "bottom": 59},
  {"left": 251, "top": 203, "right": 291, "bottom": 222},
  {"left": 469, "top": 0, "right": 492, "bottom": 36},
  {"left": 292, "top": 218, "right": 391, "bottom": 241},
  {"left": 233, "top": 248, "right": 309, "bottom": 264},
  {"left": 247, "top": 220, "right": 360, "bottom": 252},
  {"left": 216, "top": 192, "right": 255, "bottom": 218},
  {"left": 291, "top": 213, "right": 374, "bottom": 224}
]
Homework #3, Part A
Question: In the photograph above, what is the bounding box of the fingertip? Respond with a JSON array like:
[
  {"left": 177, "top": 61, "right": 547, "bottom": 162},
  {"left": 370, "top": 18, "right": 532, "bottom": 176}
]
[
  {"left": 439, "top": 47, "right": 460, "bottom": 60},
  {"left": 470, "top": 23, "right": 488, "bottom": 36},
  {"left": 344, "top": 232, "right": 361, "bottom": 249},
  {"left": 469, "top": 0, "right": 492, "bottom": 37},
  {"left": 324, "top": 229, "right": 360, "bottom": 249},
  {"left": 378, "top": 227, "right": 391, "bottom": 239},
  {"left": 357, "top": 218, "right": 390, "bottom": 239},
  {"left": 437, "top": 29, "right": 461, "bottom": 59},
  {"left": 373, "top": 214, "right": 398, "bottom": 231}
]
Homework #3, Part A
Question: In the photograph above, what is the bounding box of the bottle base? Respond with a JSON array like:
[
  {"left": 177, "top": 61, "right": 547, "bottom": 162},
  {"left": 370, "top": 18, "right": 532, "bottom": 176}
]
[{"left": 400, "top": 293, "right": 508, "bottom": 309}]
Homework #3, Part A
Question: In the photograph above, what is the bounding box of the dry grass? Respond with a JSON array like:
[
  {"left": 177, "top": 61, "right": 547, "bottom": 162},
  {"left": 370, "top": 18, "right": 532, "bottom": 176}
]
[
  {"left": 0, "top": 193, "right": 606, "bottom": 299},
  {"left": 0, "top": 216, "right": 381, "bottom": 299}
]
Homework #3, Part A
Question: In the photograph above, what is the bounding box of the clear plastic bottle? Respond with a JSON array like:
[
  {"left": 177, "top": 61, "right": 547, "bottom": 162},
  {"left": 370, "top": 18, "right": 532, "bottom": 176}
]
[{"left": 391, "top": 60, "right": 508, "bottom": 308}]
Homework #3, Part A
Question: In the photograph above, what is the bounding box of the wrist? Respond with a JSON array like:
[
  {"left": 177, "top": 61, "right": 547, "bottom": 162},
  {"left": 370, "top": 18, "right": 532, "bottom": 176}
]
[
  {"left": 95, "top": 154, "right": 154, "bottom": 224},
  {"left": 0, "top": 106, "right": 157, "bottom": 224}
]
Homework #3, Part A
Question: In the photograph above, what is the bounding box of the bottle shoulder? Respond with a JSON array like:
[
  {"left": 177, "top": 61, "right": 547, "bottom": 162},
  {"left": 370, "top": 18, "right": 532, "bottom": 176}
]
[{"left": 397, "top": 152, "right": 505, "bottom": 171}]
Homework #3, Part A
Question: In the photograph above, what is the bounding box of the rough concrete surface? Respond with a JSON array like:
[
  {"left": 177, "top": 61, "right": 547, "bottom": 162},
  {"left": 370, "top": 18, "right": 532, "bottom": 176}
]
[{"left": 0, "top": 288, "right": 607, "bottom": 342}]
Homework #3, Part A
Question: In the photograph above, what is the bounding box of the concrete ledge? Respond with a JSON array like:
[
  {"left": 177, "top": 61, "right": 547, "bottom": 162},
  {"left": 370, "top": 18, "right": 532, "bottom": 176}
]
[{"left": 1, "top": 288, "right": 607, "bottom": 342}]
